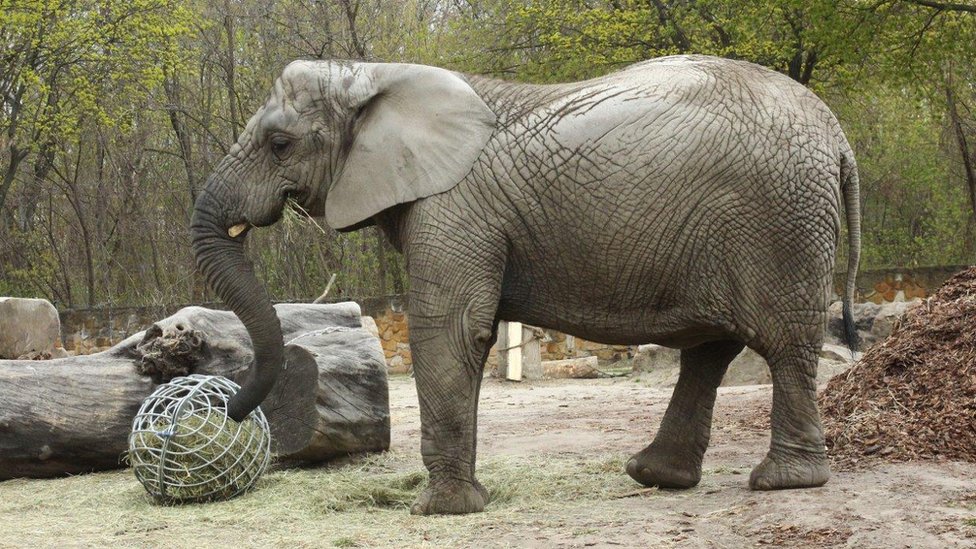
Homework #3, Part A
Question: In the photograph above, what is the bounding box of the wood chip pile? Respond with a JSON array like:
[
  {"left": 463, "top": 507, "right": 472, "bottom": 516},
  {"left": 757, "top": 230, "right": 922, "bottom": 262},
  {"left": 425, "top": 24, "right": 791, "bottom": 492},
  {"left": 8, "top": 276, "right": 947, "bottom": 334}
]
[{"left": 820, "top": 266, "right": 976, "bottom": 465}]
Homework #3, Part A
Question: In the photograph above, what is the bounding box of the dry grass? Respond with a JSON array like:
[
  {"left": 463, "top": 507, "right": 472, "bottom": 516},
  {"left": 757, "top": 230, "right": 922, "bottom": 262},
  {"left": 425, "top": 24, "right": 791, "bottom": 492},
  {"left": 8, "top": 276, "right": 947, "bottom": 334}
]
[{"left": 0, "top": 451, "right": 639, "bottom": 548}]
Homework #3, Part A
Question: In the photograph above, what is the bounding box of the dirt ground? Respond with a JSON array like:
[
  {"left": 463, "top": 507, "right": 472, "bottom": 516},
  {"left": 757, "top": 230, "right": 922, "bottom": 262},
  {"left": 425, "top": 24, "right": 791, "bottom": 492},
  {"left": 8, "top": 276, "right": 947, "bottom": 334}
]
[
  {"left": 395, "top": 377, "right": 976, "bottom": 548},
  {"left": 1, "top": 375, "right": 974, "bottom": 548}
]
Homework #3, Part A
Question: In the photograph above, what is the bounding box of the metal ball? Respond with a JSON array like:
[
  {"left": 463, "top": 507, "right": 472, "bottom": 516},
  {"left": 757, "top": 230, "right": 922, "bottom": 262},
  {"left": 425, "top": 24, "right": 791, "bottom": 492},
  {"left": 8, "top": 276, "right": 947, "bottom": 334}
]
[{"left": 128, "top": 374, "right": 271, "bottom": 503}]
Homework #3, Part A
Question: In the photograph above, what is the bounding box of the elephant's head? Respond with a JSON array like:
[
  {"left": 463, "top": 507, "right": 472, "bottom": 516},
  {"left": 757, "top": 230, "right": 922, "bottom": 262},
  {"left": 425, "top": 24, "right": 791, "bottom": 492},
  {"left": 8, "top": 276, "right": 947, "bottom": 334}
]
[{"left": 191, "top": 60, "right": 495, "bottom": 420}]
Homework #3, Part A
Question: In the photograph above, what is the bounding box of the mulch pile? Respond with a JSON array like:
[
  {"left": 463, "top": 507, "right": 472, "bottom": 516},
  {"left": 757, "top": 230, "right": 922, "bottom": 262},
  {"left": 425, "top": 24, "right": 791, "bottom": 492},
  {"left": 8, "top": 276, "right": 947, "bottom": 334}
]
[{"left": 820, "top": 266, "right": 976, "bottom": 466}]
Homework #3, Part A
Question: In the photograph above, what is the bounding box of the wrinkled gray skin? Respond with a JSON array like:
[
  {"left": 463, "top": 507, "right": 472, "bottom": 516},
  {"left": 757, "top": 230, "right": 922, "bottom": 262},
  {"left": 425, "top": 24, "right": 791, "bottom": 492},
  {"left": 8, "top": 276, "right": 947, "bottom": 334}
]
[{"left": 191, "top": 55, "right": 861, "bottom": 515}]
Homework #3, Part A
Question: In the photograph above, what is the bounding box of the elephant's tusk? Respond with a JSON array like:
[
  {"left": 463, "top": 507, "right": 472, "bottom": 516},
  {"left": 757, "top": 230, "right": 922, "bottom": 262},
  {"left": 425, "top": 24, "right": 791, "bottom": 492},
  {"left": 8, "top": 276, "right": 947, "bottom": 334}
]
[{"left": 228, "top": 223, "right": 250, "bottom": 238}]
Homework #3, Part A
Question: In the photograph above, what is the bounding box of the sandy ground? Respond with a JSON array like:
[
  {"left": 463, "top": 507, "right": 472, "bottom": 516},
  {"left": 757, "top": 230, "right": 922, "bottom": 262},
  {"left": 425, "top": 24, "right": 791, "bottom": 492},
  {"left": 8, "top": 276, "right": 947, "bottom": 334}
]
[
  {"left": 0, "top": 375, "right": 973, "bottom": 548},
  {"left": 389, "top": 376, "right": 976, "bottom": 548}
]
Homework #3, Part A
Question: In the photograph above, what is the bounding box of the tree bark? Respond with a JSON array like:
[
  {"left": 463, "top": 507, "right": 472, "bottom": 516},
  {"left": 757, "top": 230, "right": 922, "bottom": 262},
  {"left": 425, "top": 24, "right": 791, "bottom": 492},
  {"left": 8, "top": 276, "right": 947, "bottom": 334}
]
[
  {"left": 0, "top": 303, "right": 390, "bottom": 480},
  {"left": 222, "top": 0, "right": 240, "bottom": 142},
  {"left": 375, "top": 227, "right": 388, "bottom": 296},
  {"left": 946, "top": 80, "right": 976, "bottom": 221},
  {"left": 0, "top": 144, "right": 26, "bottom": 218},
  {"left": 904, "top": 0, "right": 976, "bottom": 14},
  {"left": 164, "top": 71, "right": 199, "bottom": 207},
  {"left": 340, "top": 0, "right": 368, "bottom": 59}
]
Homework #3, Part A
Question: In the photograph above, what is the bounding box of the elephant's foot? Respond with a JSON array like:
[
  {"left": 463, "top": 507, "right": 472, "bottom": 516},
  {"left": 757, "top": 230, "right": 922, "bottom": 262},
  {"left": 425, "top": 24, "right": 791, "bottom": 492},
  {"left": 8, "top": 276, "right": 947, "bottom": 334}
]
[
  {"left": 410, "top": 478, "right": 489, "bottom": 515},
  {"left": 749, "top": 447, "right": 830, "bottom": 490},
  {"left": 626, "top": 445, "right": 702, "bottom": 489}
]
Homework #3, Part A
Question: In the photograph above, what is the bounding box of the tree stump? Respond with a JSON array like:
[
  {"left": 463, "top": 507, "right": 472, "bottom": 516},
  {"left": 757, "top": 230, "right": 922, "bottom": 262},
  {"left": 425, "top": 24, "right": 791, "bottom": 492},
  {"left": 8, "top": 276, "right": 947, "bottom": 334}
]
[{"left": 0, "top": 303, "right": 390, "bottom": 480}]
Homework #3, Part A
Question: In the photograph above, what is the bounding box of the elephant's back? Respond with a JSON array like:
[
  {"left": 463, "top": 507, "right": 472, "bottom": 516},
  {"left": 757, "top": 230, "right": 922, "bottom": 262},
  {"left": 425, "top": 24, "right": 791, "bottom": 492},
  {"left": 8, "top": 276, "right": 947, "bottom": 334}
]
[
  {"left": 539, "top": 55, "right": 837, "bottom": 154},
  {"left": 472, "top": 56, "right": 846, "bottom": 337},
  {"left": 480, "top": 55, "right": 843, "bottom": 210}
]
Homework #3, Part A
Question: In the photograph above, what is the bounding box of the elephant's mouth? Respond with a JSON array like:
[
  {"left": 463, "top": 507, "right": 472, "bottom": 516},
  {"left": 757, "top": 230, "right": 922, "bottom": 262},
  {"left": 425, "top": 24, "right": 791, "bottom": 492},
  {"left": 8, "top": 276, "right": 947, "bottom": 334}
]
[
  {"left": 227, "top": 187, "right": 313, "bottom": 238},
  {"left": 225, "top": 187, "right": 315, "bottom": 239},
  {"left": 285, "top": 187, "right": 318, "bottom": 218}
]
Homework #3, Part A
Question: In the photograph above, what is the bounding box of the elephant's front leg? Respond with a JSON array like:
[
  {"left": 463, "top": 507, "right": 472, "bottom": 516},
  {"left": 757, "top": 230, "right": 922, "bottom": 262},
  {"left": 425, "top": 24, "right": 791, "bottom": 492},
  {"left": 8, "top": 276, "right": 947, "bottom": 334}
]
[{"left": 407, "top": 282, "right": 500, "bottom": 515}]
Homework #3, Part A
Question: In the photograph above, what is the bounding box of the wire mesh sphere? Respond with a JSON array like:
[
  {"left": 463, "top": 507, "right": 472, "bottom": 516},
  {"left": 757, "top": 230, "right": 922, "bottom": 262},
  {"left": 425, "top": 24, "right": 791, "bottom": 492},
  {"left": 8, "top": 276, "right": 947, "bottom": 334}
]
[{"left": 128, "top": 374, "right": 272, "bottom": 503}]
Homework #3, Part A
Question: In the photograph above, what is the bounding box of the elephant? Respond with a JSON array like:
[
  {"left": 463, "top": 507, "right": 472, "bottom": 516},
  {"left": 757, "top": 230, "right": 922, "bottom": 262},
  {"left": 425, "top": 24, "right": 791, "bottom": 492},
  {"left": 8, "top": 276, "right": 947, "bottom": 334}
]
[{"left": 190, "top": 54, "right": 861, "bottom": 515}]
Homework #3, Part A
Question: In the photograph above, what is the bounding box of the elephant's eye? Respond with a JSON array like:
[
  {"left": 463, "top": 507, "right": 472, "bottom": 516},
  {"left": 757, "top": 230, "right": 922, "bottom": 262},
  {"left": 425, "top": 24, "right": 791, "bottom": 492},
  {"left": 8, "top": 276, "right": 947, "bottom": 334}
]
[{"left": 269, "top": 135, "right": 292, "bottom": 159}]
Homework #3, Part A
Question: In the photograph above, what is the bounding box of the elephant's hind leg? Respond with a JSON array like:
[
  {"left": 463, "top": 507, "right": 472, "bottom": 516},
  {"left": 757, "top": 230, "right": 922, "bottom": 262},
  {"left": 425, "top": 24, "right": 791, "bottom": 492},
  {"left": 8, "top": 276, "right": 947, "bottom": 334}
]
[
  {"left": 627, "top": 340, "right": 744, "bottom": 489},
  {"left": 749, "top": 343, "right": 830, "bottom": 490}
]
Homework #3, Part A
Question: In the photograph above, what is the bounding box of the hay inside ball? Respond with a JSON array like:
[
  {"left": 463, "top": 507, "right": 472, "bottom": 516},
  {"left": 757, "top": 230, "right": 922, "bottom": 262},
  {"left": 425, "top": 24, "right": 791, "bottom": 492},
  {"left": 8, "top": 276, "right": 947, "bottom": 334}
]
[{"left": 128, "top": 374, "right": 271, "bottom": 503}]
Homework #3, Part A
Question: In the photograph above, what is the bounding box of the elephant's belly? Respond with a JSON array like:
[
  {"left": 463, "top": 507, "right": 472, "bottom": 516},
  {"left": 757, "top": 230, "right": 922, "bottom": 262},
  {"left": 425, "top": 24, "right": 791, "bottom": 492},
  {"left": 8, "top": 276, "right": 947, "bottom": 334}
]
[
  {"left": 496, "top": 298, "right": 729, "bottom": 348},
  {"left": 496, "top": 259, "right": 733, "bottom": 348}
]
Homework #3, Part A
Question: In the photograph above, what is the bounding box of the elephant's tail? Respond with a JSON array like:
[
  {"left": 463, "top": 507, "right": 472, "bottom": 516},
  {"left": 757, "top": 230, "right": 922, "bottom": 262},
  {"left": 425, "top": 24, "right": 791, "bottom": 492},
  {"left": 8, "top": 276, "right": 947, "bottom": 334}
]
[{"left": 840, "top": 145, "right": 861, "bottom": 354}]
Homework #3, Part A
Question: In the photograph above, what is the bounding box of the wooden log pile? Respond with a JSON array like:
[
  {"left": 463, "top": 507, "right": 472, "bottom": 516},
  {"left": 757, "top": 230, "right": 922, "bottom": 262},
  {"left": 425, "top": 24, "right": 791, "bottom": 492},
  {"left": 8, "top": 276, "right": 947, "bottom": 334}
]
[{"left": 0, "top": 303, "right": 390, "bottom": 480}]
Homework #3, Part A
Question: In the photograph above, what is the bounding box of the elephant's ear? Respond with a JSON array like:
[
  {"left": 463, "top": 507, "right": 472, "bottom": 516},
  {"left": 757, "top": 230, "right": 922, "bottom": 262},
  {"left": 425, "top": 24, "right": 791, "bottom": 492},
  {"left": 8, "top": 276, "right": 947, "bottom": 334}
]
[{"left": 325, "top": 63, "right": 496, "bottom": 230}]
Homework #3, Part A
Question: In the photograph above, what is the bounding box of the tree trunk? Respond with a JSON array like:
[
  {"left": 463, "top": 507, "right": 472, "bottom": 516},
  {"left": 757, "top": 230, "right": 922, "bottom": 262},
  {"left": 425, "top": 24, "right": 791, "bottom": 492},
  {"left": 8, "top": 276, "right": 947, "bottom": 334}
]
[
  {"left": 163, "top": 71, "right": 199, "bottom": 207},
  {"left": 222, "top": 0, "right": 240, "bottom": 142},
  {"left": 0, "top": 144, "right": 26, "bottom": 218},
  {"left": 946, "top": 80, "right": 976, "bottom": 222},
  {"left": 542, "top": 356, "right": 601, "bottom": 379},
  {"left": 340, "top": 0, "right": 368, "bottom": 59},
  {"left": 375, "top": 227, "right": 388, "bottom": 296},
  {"left": 0, "top": 303, "right": 390, "bottom": 480}
]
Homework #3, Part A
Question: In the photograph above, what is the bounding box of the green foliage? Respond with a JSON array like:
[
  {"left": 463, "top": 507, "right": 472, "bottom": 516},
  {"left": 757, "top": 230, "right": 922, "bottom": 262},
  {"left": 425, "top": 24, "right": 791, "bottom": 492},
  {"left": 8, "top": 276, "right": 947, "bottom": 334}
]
[
  {"left": 0, "top": 224, "right": 59, "bottom": 298},
  {"left": 0, "top": 0, "right": 193, "bottom": 142},
  {"left": 837, "top": 82, "right": 973, "bottom": 267},
  {"left": 442, "top": 0, "right": 871, "bottom": 86},
  {"left": 1, "top": 0, "right": 974, "bottom": 308}
]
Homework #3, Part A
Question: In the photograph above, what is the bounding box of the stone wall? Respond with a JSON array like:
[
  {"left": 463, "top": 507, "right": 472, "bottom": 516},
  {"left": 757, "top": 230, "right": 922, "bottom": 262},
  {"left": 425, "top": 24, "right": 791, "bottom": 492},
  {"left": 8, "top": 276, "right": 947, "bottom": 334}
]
[
  {"left": 373, "top": 308, "right": 412, "bottom": 374},
  {"left": 60, "top": 304, "right": 196, "bottom": 354},
  {"left": 57, "top": 295, "right": 412, "bottom": 355},
  {"left": 346, "top": 264, "right": 972, "bottom": 373},
  {"left": 55, "top": 264, "right": 971, "bottom": 365},
  {"left": 833, "top": 264, "right": 969, "bottom": 304}
]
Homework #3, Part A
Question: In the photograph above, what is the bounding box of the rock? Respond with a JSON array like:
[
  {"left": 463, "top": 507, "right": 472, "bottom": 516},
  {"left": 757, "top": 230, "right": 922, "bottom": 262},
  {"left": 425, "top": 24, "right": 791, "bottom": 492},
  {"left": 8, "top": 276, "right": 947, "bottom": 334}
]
[
  {"left": 820, "top": 343, "right": 859, "bottom": 363},
  {"left": 388, "top": 354, "right": 409, "bottom": 374},
  {"left": 827, "top": 300, "right": 919, "bottom": 349},
  {"left": 361, "top": 315, "right": 379, "bottom": 338},
  {"left": 542, "top": 356, "right": 600, "bottom": 379},
  {"left": 635, "top": 363, "right": 681, "bottom": 387},
  {"left": 633, "top": 343, "right": 854, "bottom": 388},
  {"left": 51, "top": 347, "right": 68, "bottom": 358},
  {"left": 0, "top": 297, "right": 61, "bottom": 359},
  {"left": 631, "top": 344, "right": 681, "bottom": 372},
  {"left": 630, "top": 343, "right": 770, "bottom": 387},
  {"left": 816, "top": 358, "right": 851, "bottom": 385},
  {"left": 722, "top": 348, "right": 771, "bottom": 387}
]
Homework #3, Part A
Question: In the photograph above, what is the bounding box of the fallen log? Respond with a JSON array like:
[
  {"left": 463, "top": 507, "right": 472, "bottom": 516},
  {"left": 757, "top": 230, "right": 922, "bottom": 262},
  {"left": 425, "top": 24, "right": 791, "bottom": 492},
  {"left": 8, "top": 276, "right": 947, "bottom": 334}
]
[
  {"left": 0, "top": 303, "right": 390, "bottom": 480},
  {"left": 542, "top": 356, "right": 601, "bottom": 379}
]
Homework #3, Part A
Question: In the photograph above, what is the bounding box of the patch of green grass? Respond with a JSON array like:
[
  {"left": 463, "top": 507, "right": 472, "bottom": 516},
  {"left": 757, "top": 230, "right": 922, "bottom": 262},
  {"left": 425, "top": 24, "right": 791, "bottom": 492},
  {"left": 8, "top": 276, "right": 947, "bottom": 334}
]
[{"left": 964, "top": 518, "right": 976, "bottom": 527}]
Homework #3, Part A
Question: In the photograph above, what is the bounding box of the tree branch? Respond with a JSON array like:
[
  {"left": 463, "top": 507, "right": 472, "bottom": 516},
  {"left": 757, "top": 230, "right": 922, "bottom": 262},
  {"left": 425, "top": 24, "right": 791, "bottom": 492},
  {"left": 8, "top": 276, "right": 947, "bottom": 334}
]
[{"left": 903, "top": 0, "right": 976, "bottom": 13}]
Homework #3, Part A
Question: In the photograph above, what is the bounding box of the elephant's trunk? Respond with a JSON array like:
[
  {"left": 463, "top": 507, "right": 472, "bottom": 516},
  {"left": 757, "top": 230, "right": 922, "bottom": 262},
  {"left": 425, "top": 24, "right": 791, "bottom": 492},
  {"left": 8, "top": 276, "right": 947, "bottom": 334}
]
[{"left": 190, "top": 185, "right": 283, "bottom": 422}]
